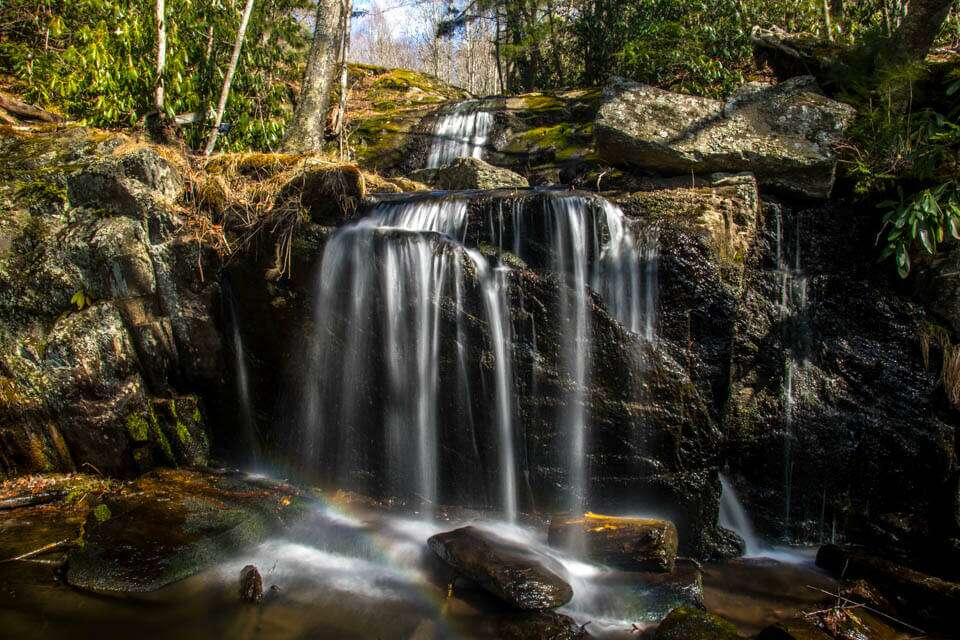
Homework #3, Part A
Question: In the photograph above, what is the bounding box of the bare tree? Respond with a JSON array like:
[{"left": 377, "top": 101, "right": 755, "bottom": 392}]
[
  {"left": 283, "top": 0, "right": 350, "bottom": 153},
  {"left": 204, "top": 0, "right": 257, "bottom": 155}
]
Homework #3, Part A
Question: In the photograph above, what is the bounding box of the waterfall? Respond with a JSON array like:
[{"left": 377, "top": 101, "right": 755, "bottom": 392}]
[
  {"left": 298, "top": 190, "right": 657, "bottom": 519},
  {"left": 299, "top": 196, "right": 518, "bottom": 520},
  {"left": 719, "top": 474, "right": 761, "bottom": 556},
  {"left": 222, "top": 278, "right": 261, "bottom": 467},
  {"left": 426, "top": 100, "right": 493, "bottom": 169},
  {"left": 775, "top": 207, "right": 808, "bottom": 535},
  {"left": 492, "top": 192, "right": 657, "bottom": 510}
]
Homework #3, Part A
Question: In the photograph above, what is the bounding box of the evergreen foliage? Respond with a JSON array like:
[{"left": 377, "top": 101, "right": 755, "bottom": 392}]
[{"left": 0, "top": 0, "right": 312, "bottom": 151}]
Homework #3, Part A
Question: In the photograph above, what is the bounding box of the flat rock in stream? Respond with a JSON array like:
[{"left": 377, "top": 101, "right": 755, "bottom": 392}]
[
  {"left": 66, "top": 469, "right": 308, "bottom": 593},
  {"left": 428, "top": 526, "right": 573, "bottom": 610},
  {"left": 410, "top": 157, "right": 529, "bottom": 190},
  {"left": 549, "top": 513, "right": 679, "bottom": 572}
]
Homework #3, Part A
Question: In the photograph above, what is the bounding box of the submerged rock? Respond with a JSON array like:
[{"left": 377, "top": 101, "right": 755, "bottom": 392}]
[
  {"left": 428, "top": 526, "right": 573, "bottom": 610},
  {"left": 654, "top": 606, "right": 742, "bottom": 640},
  {"left": 495, "top": 611, "right": 588, "bottom": 640},
  {"left": 756, "top": 619, "right": 832, "bottom": 640},
  {"left": 595, "top": 76, "right": 855, "bottom": 199},
  {"left": 66, "top": 469, "right": 307, "bottom": 593},
  {"left": 548, "top": 513, "right": 679, "bottom": 572},
  {"left": 410, "top": 157, "right": 529, "bottom": 190}
]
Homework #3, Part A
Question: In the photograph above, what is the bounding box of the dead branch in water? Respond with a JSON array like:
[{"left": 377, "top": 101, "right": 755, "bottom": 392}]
[
  {"left": 0, "top": 538, "right": 71, "bottom": 564},
  {"left": 803, "top": 584, "right": 927, "bottom": 636}
]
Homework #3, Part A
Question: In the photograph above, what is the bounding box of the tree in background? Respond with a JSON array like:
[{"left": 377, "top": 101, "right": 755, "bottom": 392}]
[{"left": 282, "top": 0, "right": 350, "bottom": 152}]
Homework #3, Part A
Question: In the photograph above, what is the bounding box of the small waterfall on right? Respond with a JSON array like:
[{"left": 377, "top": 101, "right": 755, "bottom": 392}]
[
  {"left": 426, "top": 100, "right": 493, "bottom": 169},
  {"left": 719, "top": 474, "right": 761, "bottom": 556},
  {"left": 775, "top": 206, "right": 809, "bottom": 537}
]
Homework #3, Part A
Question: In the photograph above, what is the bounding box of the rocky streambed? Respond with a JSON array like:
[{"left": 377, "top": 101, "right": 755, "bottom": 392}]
[{"left": 0, "top": 67, "right": 959, "bottom": 639}]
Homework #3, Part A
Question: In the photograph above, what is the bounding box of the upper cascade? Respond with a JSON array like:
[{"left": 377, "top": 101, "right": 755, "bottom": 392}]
[{"left": 426, "top": 100, "right": 494, "bottom": 169}]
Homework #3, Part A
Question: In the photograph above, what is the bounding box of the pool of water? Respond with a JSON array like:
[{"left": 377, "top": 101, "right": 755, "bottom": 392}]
[{"left": 0, "top": 503, "right": 839, "bottom": 639}]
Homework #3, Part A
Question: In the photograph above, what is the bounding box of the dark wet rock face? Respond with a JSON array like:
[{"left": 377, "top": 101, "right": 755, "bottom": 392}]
[
  {"left": 548, "top": 514, "right": 679, "bottom": 572},
  {"left": 723, "top": 198, "right": 953, "bottom": 553},
  {"left": 595, "top": 76, "right": 855, "bottom": 199},
  {"left": 66, "top": 469, "right": 307, "bottom": 593},
  {"left": 428, "top": 526, "right": 573, "bottom": 610},
  {"left": 655, "top": 606, "right": 742, "bottom": 640},
  {"left": 0, "top": 126, "right": 223, "bottom": 477}
]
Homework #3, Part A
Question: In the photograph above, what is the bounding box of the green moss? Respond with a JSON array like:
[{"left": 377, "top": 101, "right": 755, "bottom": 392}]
[
  {"left": 13, "top": 179, "right": 67, "bottom": 210},
  {"left": 93, "top": 503, "right": 112, "bottom": 523},
  {"left": 507, "top": 123, "right": 593, "bottom": 161},
  {"left": 126, "top": 413, "right": 150, "bottom": 442},
  {"left": 192, "top": 406, "right": 202, "bottom": 423},
  {"left": 175, "top": 420, "right": 191, "bottom": 444},
  {"left": 148, "top": 404, "right": 176, "bottom": 465},
  {"left": 518, "top": 94, "right": 567, "bottom": 113}
]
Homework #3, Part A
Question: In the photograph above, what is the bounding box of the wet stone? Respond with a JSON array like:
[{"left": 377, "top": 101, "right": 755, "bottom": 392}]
[
  {"left": 549, "top": 513, "right": 679, "bottom": 573},
  {"left": 428, "top": 526, "right": 574, "bottom": 610},
  {"left": 239, "top": 564, "right": 264, "bottom": 603}
]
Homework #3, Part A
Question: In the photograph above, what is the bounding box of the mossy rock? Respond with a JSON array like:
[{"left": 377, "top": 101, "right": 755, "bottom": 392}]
[
  {"left": 655, "top": 607, "right": 742, "bottom": 640},
  {"left": 66, "top": 469, "right": 310, "bottom": 593}
]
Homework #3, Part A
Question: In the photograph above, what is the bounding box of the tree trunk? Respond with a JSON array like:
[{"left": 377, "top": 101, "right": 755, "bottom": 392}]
[
  {"left": 204, "top": 0, "right": 257, "bottom": 156},
  {"left": 494, "top": 8, "right": 505, "bottom": 94},
  {"left": 155, "top": 0, "right": 166, "bottom": 113},
  {"left": 888, "top": 0, "right": 954, "bottom": 63},
  {"left": 822, "top": 0, "right": 834, "bottom": 41},
  {"left": 330, "top": 0, "right": 353, "bottom": 158},
  {"left": 830, "top": 0, "right": 845, "bottom": 34},
  {"left": 281, "top": 0, "right": 347, "bottom": 153}
]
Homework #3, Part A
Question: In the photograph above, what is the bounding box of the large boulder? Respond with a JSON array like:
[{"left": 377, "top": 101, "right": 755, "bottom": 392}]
[
  {"left": 595, "top": 76, "right": 855, "bottom": 199},
  {"left": 428, "top": 526, "right": 574, "bottom": 610},
  {"left": 0, "top": 126, "right": 224, "bottom": 477},
  {"left": 548, "top": 513, "right": 679, "bottom": 572},
  {"left": 411, "top": 157, "right": 529, "bottom": 190}
]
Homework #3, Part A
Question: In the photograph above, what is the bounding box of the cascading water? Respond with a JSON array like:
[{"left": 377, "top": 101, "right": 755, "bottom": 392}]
[
  {"left": 426, "top": 100, "right": 493, "bottom": 169},
  {"left": 775, "top": 206, "right": 809, "bottom": 535},
  {"left": 719, "top": 474, "right": 761, "bottom": 556},
  {"left": 298, "top": 190, "right": 657, "bottom": 520},
  {"left": 222, "top": 278, "right": 261, "bottom": 467},
  {"left": 484, "top": 193, "right": 658, "bottom": 510},
  {"left": 299, "top": 197, "right": 518, "bottom": 520}
]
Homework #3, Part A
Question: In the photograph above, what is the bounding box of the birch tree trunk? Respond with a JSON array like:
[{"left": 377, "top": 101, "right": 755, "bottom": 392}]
[
  {"left": 822, "top": 0, "right": 834, "bottom": 41},
  {"left": 330, "top": 0, "right": 353, "bottom": 158},
  {"left": 204, "top": 0, "right": 257, "bottom": 156},
  {"left": 155, "top": 0, "right": 166, "bottom": 113},
  {"left": 282, "top": 0, "right": 348, "bottom": 153}
]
